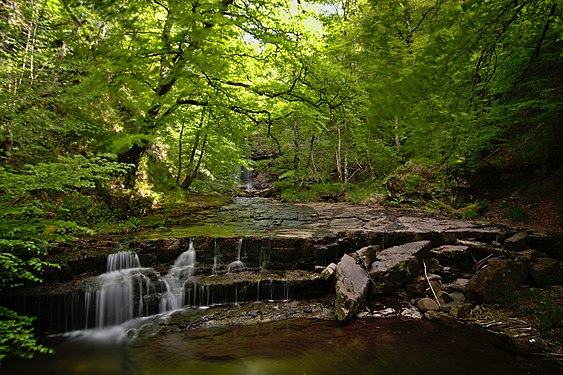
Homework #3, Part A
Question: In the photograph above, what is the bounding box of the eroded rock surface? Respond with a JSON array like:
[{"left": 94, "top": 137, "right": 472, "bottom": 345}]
[
  {"left": 368, "top": 241, "right": 431, "bottom": 294},
  {"left": 335, "top": 254, "right": 369, "bottom": 321}
]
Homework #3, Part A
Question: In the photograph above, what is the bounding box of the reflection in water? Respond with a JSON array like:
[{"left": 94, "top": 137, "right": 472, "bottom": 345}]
[{"left": 2, "top": 318, "right": 558, "bottom": 375}]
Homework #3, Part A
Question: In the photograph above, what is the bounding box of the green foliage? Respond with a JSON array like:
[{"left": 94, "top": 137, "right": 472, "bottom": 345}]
[
  {"left": 0, "top": 307, "right": 52, "bottom": 362},
  {"left": 498, "top": 200, "right": 529, "bottom": 222}
]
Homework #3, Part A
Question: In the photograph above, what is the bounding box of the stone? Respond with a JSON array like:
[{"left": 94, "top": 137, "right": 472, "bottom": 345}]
[
  {"left": 444, "top": 278, "right": 470, "bottom": 292},
  {"left": 515, "top": 249, "right": 545, "bottom": 263},
  {"left": 449, "top": 292, "right": 466, "bottom": 304},
  {"left": 504, "top": 232, "right": 529, "bottom": 251},
  {"left": 405, "top": 274, "right": 442, "bottom": 295},
  {"left": 417, "top": 297, "right": 440, "bottom": 312},
  {"left": 424, "top": 258, "right": 443, "bottom": 273},
  {"left": 429, "top": 245, "right": 472, "bottom": 268},
  {"left": 321, "top": 263, "right": 337, "bottom": 281},
  {"left": 368, "top": 241, "right": 432, "bottom": 294},
  {"left": 400, "top": 307, "right": 422, "bottom": 320},
  {"left": 355, "top": 245, "right": 380, "bottom": 270},
  {"left": 466, "top": 259, "right": 528, "bottom": 302},
  {"left": 335, "top": 254, "right": 370, "bottom": 321},
  {"left": 448, "top": 303, "right": 473, "bottom": 319},
  {"left": 437, "top": 290, "right": 454, "bottom": 303},
  {"left": 370, "top": 307, "right": 397, "bottom": 318},
  {"left": 529, "top": 257, "right": 562, "bottom": 286}
]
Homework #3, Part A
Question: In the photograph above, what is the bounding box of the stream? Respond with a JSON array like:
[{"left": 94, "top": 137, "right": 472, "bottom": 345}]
[
  {"left": 2, "top": 314, "right": 557, "bottom": 375},
  {"left": 1, "top": 198, "right": 561, "bottom": 374}
]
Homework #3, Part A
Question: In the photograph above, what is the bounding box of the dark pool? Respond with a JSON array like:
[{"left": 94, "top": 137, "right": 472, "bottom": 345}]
[{"left": 1, "top": 318, "right": 559, "bottom": 375}]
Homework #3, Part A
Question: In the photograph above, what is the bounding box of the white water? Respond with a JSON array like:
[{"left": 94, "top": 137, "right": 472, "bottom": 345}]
[
  {"left": 159, "top": 239, "right": 196, "bottom": 311},
  {"left": 227, "top": 238, "right": 245, "bottom": 273},
  {"left": 86, "top": 251, "right": 158, "bottom": 328},
  {"left": 106, "top": 250, "right": 141, "bottom": 271}
]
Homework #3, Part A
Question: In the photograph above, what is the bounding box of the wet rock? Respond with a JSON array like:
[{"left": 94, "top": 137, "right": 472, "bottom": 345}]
[
  {"left": 400, "top": 307, "right": 422, "bottom": 320},
  {"left": 417, "top": 297, "right": 440, "bottom": 312},
  {"left": 369, "top": 307, "right": 397, "bottom": 318},
  {"left": 355, "top": 245, "right": 380, "bottom": 270},
  {"left": 321, "top": 263, "right": 337, "bottom": 281},
  {"left": 368, "top": 241, "right": 432, "bottom": 294},
  {"left": 335, "top": 254, "right": 369, "bottom": 321},
  {"left": 466, "top": 259, "right": 528, "bottom": 302},
  {"left": 448, "top": 304, "right": 473, "bottom": 319},
  {"left": 424, "top": 310, "right": 460, "bottom": 327},
  {"left": 529, "top": 257, "right": 562, "bottom": 286},
  {"left": 504, "top": 232, "right": 528, "bottom": 251}
]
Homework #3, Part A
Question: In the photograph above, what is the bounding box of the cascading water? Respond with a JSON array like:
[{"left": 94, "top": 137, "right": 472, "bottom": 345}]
[
  {"left": 227, "top": 238, "right": 245, "bottom": 273},
  {"left": 26, "top": 239, "right": 301, "bottom": 332},
  {"left": 106, "top": 250, "right": 141, "bottom": 271},
  {"left": 159, "top": 239, "right": 196, "bottom": 311},
  {"left": 85, "top": 251, "right": 159, "bottom": 328},
  {"left": 211, "top": 239, "right": 219, "bottom": 276}
]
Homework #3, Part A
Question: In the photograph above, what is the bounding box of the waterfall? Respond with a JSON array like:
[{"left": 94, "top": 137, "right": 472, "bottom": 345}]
[
  {"left": 211, "top": 239, "right": 219, "bottom": 276},
  {"left": 159, "top": 239, "right": 196, "bottom": 311},
  {"left": 227, "top": 238, "right": 245, "bottom": 273},
  {"left": 86, "top": 251, "right": 159, "bottom": 328},
  {"left": 241, "top": 167, "right": 253, "bottom": 191},
  {"left": 106, "top": 251, "right": 141, "bottom": 272}
]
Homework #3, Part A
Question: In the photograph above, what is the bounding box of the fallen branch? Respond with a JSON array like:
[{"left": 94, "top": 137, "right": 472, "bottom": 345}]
[
  {"left": 456, "top": 239, "right": 512, "bottom": 258},
  {"left": 423, "top": 259, "right": 441, "bottom": 308}
]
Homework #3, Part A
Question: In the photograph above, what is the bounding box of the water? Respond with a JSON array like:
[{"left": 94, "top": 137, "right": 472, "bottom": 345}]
[
  {"left": 106, "top": 251, "right": 141, "bottom": 272},
  {"left": 86, "top": 268, "right": 159, "bottom": 328},
  {"left": 86, "top": 251, "right": 159, "bottom": 328},
  {"left": 160, "top": 239, "right": 196, "bottom": 311},
  {"left": 227, "top": 238, "right": 245, "bottom": 273},
  {"left": 1, "top": 318, "right": 558, "bottom": 375}
]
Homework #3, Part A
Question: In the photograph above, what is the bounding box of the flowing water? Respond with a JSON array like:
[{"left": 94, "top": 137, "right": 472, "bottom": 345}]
[
  {"left": 1, "top": 317, "right": 557, "bottom": 375},
  {"left": 3, "top": 219, "right": 560, "bottom": 374},
  {"left": 159, "top": 239, "right": 197, "bottom": 311}
]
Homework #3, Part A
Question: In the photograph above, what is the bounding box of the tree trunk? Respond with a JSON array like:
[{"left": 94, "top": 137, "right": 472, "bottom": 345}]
[
  {"left": 118, "top": 142, "right": 149, "bottom": 187},
  {"left": 181, "top": 134, "right": 208, "bottom": 189},
  {"left": 336, "top": 122, "right": 343, "bottom": 182},
  {"left": 293, "top": 121, "right": 300, "bottom": 188},
  {"left": 176, "top": 121, "right": 186, "bottom": 184},
  {"left": 181, "top": 109, "right": 207, "bottom": 189}
]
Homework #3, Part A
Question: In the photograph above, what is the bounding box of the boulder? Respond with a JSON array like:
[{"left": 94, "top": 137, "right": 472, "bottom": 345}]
[
  {"left": 504, "top": 232, "right": 528, "bottom": 251},
  {"left": 335, "top": 254, "right": 370, "bottom": 321},
  {"left": 529, "top": 257, "right": 562, "bottom": 286},
  {"left": 417, "top": 297, "right": 440, "bottom": 312},
  {"left": 466, "top": 259, "right": 528, "bottom": 302},
  {"left": 429, "top": 245, "right": 472, "bottom": 268},
  {"left": 368, "top": 241, "right": 432, "bottom": 294}
]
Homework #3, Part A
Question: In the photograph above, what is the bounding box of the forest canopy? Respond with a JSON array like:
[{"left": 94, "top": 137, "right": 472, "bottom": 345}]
[{"left": 0, "top": 0, "right": 561, "bottom": 361}]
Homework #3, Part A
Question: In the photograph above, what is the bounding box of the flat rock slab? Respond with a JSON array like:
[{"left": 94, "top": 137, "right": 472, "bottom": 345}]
[
  {"left": 335, "top": 254, "right": 369, "bottom": 321},
  {"left": 134, "top": 198, "right": 508, "bottom": 241}
]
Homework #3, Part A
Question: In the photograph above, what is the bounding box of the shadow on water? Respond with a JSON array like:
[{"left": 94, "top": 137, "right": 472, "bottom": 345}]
[{"left": 1, "top": 317, "right": 559, "bottom": 375}]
